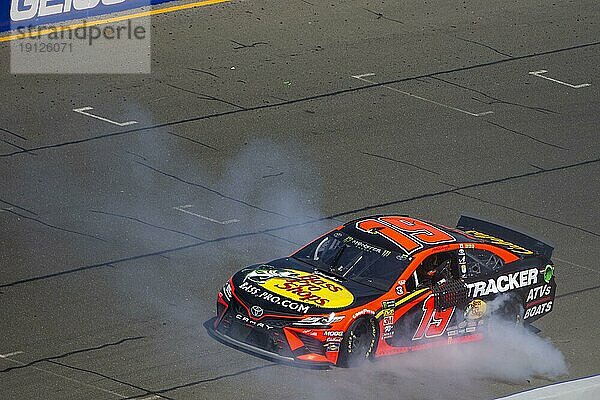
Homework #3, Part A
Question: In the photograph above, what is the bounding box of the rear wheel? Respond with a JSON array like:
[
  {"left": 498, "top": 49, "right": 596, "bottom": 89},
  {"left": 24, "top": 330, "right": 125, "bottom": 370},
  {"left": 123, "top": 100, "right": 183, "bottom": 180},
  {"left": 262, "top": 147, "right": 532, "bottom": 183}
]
[
  {"left": 337, "top": 318, "right": 377, "bottom": 367},
  {"left": 489, "top": 295, "right": 524, "bottom": 329}
]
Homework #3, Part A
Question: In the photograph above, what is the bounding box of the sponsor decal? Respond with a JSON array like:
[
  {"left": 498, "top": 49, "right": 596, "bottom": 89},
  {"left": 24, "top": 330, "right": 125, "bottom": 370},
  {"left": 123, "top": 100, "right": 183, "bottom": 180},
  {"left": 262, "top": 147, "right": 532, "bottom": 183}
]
[
  {"left": 3, "top": 0, "right": 177, "bottom": 33},
  {"left": 235, "top": 314, "right": 273, "bottom": 330},
  {"left": 526, "top": 284, "right": 552, "bottom": 303},
  {"left": 238, "top": 281, "right": 311, "bottom": 314},
  {"left": 466, "top": 268, "right": 539, "bottom": 297},
  {"left": 464, "top": 299, "right": 487, "bottom": 320},
  {"left": 352, "top": 309, "right": 375, "bottom": 319},
  {"left": 544, "top": 264, "right": 554, "bottom": 283},
  {"left": 380, "top": 299, "right": 395, "bottom": 316},
  {"left": 382, "top": 299, "right": 395, "bottom": 309},
  {"left": 323, "top": 330, "right": 343, "bottom": 337},
  {"left": 324, "top": 342, "right": 340, "bottom": 352},
  {"left": 383, "top": 316, "right": 394, "bottom": 326},
  {"left": 343, "top": 236, "right": 387, "bottom": 254},
  {"left": 246, "top": 267, "right": 354, "bottom": 309},
  {"left": 221, "top": 282, "right": 232, "bottom": 302},
  {"left": 381, "top": 309, "right": 394, "bottom": 317},
  {"left": 458, "top": 248, "right": 467, "bottom": 276},
  {"left": 382, "top": 332, "right": 393, "bottom": 339},
  {"left": 465, "top": 230, "right": 534, "bottom": 255},
  {"left": 524, "top": 301, "right": 552, "bottom": 319},
  {"left": 10, "top": 0, "right": 126, "bottom": 22},
  {"left": 326, "top": 336, "right": 343, "bottom": 343},
  {"left": 294, "top": 314, "right": 345, "bottom": 326},
  {"left": 250, "top": 305, "right": 264, "bottom": 319}
]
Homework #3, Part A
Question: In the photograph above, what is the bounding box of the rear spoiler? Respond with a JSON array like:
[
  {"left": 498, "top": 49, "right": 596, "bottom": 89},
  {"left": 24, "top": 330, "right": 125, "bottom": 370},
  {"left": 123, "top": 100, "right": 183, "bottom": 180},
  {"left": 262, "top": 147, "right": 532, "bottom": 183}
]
[{"left": 457, "top": 215, "right": 553, "bottom": 258}]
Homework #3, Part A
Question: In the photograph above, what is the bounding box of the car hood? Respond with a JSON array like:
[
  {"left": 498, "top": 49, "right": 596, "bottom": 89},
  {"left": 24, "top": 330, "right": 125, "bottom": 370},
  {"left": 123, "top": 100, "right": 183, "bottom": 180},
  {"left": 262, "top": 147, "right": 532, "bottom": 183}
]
[{"left": 230, "top": 257, "right": 383, "bottom": 316}]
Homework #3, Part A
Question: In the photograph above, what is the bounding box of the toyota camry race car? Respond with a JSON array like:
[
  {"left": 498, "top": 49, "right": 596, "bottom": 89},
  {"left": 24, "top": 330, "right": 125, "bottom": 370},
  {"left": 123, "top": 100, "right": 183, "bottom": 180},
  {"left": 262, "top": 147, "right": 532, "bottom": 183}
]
[{"left": 210, "top": 215, "right": 556, "bottom": 367}]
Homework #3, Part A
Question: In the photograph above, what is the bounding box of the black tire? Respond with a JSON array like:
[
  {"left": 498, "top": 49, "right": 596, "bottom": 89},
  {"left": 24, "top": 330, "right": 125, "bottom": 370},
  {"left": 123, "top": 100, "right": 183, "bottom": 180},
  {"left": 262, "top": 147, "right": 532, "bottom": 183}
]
[
  {"left": 337, "top": 318, "right": 377, "bottom": 368},
  {"left": 489, "top": 295, "right": 525, "bottom": 328}
]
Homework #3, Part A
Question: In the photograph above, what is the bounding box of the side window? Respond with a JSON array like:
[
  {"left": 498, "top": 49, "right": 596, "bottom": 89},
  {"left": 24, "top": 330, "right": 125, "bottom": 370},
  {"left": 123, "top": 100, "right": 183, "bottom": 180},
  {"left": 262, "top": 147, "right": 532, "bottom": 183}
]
[
  {"left": 464, "top": 249, "right": 503, "bottom": 277},
  {"left": 405, "top": 272, "right": 417, "bottom": 292},
  {"left": 415, "top": 251, "right": 458, "bottom": 287}
]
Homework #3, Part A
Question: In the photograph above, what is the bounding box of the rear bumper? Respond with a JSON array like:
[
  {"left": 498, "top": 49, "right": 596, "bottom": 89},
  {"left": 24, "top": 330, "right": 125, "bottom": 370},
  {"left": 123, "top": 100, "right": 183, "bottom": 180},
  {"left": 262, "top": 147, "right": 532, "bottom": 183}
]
[{"left": 207, "top": 322, "right": 332, "bottom": 368}]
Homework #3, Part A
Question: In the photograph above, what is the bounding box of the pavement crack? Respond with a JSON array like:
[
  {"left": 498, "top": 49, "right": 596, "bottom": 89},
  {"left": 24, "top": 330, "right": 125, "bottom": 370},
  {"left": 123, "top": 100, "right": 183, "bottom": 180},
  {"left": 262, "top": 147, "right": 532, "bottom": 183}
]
[
  {"left": 230, "top": 40, "right": 268, "bottom": 49},
  {"left": 47, "top": 360, "right": 174, "bottom": 400},
  {"left": 123, "top": 364, "right": 275, "bottom": 399},
  {"left": 2, "top": 156, "right": 599, "bottom": 289},
  {"left": 0, "top": 127, "right": 27, "bottom": 141},
  {"left": 451, "top": 191, "right": 600, "bottom": 238},
  {"left": 263, "top": 232, "right": 302, "bottom": 246},
  {"left": 529, "top": 163, "right": 546, "bottom": 172},
  {"left": 361, "top": 151, "right": 441, "bottom": 175},
  {"left": 556, "top": 285, "right": 600, "bottom": 299},
  {"left": 362, "top": 8, "right": 403, "bottom": 24},
  {"left": 0, "top": 198, "right": 38, "bottom": 216},
  {"left": 3, "top": 40, "right": 598, "bottom": 158},
  {"left": 486, "top": 121, "right": 568, "bottom": 150},
  {"left": 167, "top": 131, "right": 219, "bottom": 151},
  {"left": 125, "top": 150, "right": 148, "bottom": 161},
  {"left": 261, "top": 171, "right": 284, "bottom": 179},
  {"left": 184, "top": 67, "right": 221, "bottom": 79},
  {"left": 90, "top": 209, "right": 208, "bottom": 242},
  {"left": 456, "top": 36, "right": 513, "bottom": 58},
  {"left": 0, "top": 337, "right": 145, "bottom": 374},
  {"left": 1, "top": 139, "right": 36, "bottom": 155},
  {"left": 2, "top": 209, "right": 110, "bottom": 243},
  {"left": 135, "top": 161, "right": 289, "bottom": 218},
  {"left": 431, "top": 76, "right": 559, "bottom": 115},
  {"left": 163, "top": 82, "right": 246, "bottom": 110}
]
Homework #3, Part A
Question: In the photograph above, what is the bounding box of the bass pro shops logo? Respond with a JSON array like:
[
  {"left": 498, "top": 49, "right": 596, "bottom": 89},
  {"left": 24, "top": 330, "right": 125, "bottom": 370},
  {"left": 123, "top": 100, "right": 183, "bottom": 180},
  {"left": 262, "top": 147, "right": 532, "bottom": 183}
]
[{"left": 10, "top": 0, "right": 127, "bottom": 22}]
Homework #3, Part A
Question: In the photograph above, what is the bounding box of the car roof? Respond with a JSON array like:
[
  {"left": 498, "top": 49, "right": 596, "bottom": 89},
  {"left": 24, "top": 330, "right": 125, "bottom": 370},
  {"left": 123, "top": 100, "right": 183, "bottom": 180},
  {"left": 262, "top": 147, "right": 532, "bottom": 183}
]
[{"left": 341, "top": 215, "right": 477, "bottom": 254}]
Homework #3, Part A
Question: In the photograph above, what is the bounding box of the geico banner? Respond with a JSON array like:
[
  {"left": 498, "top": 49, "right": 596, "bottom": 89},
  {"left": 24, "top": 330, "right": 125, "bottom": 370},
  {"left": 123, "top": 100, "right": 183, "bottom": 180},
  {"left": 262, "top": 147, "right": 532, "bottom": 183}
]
[{"left": 1, "top": 0, "right": 175, "bottom": 32}]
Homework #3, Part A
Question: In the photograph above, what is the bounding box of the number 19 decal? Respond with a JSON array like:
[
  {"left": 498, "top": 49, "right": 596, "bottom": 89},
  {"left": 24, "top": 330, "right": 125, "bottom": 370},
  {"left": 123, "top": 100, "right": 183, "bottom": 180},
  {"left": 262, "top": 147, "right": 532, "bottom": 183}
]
[
  {"left": 413, "top": 295, "right": 454, "bottom": 340},
  {"left": 356, "top": 216, "right": 455, "bottom": 254}
]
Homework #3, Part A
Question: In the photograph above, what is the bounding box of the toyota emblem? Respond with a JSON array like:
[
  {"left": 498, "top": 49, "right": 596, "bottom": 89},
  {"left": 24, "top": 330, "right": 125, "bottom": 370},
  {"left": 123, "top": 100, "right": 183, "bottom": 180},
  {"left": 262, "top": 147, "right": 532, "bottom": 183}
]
[{"left": 250, "top": 305, "right": 264, "bottom": 318}]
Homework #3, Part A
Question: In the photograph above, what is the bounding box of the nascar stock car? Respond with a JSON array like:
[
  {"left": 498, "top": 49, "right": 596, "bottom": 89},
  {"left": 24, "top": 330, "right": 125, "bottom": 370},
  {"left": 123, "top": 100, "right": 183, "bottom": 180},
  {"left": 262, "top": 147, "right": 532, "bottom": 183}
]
[{"left": 209, "top": 215, "right": 556, "bottom": 367}]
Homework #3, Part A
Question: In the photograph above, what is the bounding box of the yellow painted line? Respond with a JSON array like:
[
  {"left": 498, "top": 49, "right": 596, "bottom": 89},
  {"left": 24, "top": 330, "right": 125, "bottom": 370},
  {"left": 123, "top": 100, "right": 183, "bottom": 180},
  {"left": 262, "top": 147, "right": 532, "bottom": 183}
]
[
  {"left": 0, "top": 0, "right": 230, "bottom": 43},
  {"left": 375, "top": 288, "right": 430, "bottom": 319}
]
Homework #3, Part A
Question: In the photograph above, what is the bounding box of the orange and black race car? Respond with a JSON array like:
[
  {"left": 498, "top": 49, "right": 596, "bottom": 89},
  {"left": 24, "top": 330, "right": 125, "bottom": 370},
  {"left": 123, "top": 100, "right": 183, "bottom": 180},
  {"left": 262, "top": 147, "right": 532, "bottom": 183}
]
[{"left": 209, "top": 215, "right": 556, "bottom": 367}]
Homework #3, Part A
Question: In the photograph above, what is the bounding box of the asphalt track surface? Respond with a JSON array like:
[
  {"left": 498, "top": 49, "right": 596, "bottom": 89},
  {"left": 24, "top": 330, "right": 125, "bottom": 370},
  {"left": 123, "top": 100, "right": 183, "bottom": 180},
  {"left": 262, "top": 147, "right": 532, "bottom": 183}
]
[{"left": 0, "top": 1, "right": 599, "bottom": 399}]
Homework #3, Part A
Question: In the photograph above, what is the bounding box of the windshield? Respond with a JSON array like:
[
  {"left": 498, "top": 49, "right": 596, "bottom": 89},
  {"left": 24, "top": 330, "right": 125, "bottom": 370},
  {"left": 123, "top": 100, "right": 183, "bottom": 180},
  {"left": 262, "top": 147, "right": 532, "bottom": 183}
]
[{"left": 293, "top": 233, "right": 410, "bottom": 291}]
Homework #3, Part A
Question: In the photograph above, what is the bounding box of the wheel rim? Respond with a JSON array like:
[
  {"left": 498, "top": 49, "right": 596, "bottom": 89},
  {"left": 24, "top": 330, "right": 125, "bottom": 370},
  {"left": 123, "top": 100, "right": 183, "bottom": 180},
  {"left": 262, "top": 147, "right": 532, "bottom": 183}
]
[{"left": 349, "top": 320, "right": 370, "bottom": 356}]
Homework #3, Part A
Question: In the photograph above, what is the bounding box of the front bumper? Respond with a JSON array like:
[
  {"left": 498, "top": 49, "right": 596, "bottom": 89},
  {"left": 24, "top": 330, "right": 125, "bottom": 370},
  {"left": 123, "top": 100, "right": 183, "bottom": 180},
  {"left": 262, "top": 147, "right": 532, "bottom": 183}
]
[
  {"left": 207, "top": 323, "right": 329, "bottom": 367},
  {"left": 211, "top": 299, "right": 333, "bottom": 367}
]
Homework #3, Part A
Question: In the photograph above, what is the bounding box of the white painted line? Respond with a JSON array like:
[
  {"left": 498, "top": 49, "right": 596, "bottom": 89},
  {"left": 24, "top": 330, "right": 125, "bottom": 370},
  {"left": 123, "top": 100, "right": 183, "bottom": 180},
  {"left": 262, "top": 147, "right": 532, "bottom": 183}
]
[
  {"left": 139, "top": 396, "right": 162, "bottom": 400},
  {"left": 73, "top": 107, "right": 138, "bottom": 127},
  {"left": 495, "top": 374, "right": 600, "bottom": 400},
  {"left": 0, "top": 352, "right": 129, "bottom": 398},
  {"left": 351, "top": 73, "right": 493, "bottom": 117},
  {"left": 173, "top": 205, "right": 240, "bottom": 225},
  {"left": 0, "top": 351, "right": 23, "bottom": 358},
  {"left": 529, "top": 70, "right": 591, "bottom": 89}
]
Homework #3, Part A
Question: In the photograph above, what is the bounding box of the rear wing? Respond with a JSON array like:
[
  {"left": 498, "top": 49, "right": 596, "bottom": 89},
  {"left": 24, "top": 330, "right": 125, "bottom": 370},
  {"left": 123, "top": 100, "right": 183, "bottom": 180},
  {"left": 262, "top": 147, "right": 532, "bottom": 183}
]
[{"left": 457, "top": 215, "right": 553, "bottom": 258}]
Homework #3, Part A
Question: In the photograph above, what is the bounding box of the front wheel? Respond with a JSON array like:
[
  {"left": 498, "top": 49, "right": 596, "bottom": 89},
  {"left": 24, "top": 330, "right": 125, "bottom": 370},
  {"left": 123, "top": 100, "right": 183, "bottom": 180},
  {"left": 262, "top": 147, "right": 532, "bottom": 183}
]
[{"left": 337, "top": 318, "right": 377, "bottom": 367}]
